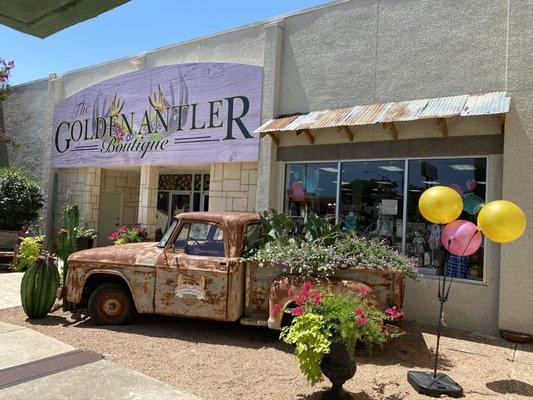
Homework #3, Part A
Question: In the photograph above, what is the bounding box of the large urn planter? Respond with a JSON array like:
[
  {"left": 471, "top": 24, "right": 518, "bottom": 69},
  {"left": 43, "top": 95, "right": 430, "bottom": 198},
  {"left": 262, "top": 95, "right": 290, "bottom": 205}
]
[{"left": 320, "top": 341, "right": 356, "bottom": 400}]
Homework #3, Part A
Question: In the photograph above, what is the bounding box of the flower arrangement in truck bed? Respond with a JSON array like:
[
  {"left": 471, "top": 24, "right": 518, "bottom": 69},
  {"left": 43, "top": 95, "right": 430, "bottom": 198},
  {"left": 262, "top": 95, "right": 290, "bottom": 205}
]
[
  {"left": 244, "top": 210, "right": 421, "bottom": 281},
  {"left": 278, "top": 281, "right": 403, "bottom": 385},
  {"left": 108, "top": 225, "right": 147, "bottom": 245}
]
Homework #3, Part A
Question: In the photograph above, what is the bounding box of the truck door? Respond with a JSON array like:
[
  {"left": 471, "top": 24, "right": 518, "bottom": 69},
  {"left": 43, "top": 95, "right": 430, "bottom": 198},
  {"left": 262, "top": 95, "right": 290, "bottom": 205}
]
[{"left": 154, "top": 221, "right": 229, "bottom": 320}]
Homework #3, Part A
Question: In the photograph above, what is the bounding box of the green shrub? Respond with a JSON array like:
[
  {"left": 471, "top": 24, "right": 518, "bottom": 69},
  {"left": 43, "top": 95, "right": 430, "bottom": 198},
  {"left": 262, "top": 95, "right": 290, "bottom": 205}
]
[
  {"left": 0, "top": 168, "right": 44, "bottom": 231},
  {"left": 13, "top": 235, "right": 44, "bottom": 271}
]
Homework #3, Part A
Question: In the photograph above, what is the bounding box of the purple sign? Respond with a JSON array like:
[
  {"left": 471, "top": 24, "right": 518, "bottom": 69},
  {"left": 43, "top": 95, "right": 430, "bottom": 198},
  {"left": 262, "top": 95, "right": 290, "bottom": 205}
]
[{"left": 51, "top": 63, "right": 263, "bottom": 168}]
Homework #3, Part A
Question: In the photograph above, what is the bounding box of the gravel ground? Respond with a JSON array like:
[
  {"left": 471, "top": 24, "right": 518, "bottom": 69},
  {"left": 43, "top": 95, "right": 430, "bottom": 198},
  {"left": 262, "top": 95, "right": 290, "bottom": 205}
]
[{"left": 0, "top": 305, "right": 532, "bottom": 400}]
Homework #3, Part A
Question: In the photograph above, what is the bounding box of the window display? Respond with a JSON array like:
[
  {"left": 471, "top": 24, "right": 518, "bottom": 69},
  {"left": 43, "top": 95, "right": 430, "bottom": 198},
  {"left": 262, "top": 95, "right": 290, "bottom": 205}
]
[
  {"left": 339, "top": 160, "right": 404, "bottom": 251},
  {"left": 284, "top": 157, "right": 488, "bottom": 281},
  {"left": 406, "top": 158, "right": 487, "bottom": 280},
  {"left": 285, "top": 163, "right": 337, "bottom": 220}
]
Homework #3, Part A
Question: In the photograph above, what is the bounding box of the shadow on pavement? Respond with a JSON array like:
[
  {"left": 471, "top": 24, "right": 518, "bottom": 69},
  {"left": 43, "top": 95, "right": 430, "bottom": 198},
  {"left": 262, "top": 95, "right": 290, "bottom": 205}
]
[{"left": 486, "top": 379, "right": 533, "bottom": 396}]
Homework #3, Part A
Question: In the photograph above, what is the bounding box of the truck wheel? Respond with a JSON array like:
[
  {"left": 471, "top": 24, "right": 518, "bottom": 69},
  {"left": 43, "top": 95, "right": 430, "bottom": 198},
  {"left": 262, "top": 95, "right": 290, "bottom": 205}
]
[{"left": 88, "top": 284, "right": 135, "bottom": 325}]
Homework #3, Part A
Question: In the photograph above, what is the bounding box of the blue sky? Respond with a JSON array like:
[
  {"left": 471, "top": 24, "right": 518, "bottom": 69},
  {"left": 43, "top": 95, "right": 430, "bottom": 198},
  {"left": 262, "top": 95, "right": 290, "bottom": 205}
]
[{"left": 1, "top": 0, "right": 329, "bottom": 85}]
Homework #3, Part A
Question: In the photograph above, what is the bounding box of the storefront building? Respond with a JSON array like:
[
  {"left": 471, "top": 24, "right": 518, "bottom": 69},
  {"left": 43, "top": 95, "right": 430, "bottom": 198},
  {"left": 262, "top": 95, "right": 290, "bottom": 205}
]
[{"left": 3, "top": 0, "right": 532, "bottom": 336}]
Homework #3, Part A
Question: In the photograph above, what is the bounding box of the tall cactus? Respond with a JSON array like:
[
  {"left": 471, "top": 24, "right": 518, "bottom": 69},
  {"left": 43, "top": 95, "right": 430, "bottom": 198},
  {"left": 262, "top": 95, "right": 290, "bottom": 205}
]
[{"left": 57, "top": 204, "right": 79, "bottom": 310}]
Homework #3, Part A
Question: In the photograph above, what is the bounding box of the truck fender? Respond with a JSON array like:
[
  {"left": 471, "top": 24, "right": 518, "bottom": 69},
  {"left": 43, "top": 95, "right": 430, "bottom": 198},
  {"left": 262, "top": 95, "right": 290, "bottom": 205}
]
[
  {"left": 67, "top": 268, "right": 139, "bottom": 311},
  {"left": 267, "top": 275, "right": 381, "bottom": 330}
]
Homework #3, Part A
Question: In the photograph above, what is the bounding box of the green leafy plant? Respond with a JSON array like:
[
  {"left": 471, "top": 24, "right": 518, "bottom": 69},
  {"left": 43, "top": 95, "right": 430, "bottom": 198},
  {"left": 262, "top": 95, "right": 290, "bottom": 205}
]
[
  {"left": 0, "top": 168, "right": 44, "bottom": 231},
  {"left": 74, "top": 226, "right": 97, "bottom": 240},
  {"left": 279, "top": 282, "right": 401, "bottom": 385},
  {"left": 13, "top": 235, "right": 44, "bottom": 271},
  {"left": 302, "top": 210, "right": 339, "bottom": 245}
]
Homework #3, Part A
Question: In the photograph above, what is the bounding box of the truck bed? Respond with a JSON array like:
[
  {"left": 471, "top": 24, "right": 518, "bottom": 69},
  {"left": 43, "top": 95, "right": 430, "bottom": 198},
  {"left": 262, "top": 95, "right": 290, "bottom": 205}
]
[{"left": 243, "top": 261, "right": 403, "bottom": 320}]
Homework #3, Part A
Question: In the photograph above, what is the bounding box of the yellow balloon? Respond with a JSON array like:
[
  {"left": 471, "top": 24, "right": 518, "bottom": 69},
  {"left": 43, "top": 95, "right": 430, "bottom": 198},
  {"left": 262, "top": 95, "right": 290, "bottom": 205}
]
[
  {"left": 477, "top": 200, "right": 526, "bottom": 243},
  {"left": 418, "top": 186, "right": 463, "bottom": 224}
]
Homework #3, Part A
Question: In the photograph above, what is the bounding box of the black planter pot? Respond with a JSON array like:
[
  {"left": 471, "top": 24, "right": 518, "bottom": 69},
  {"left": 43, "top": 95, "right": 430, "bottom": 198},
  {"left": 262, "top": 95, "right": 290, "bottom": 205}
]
[
  {"left": 320, "top": 341, "right": 357, "bottom": 400},
  {"left": 76, "top": 237, "right": 94, "bottom": 251}
]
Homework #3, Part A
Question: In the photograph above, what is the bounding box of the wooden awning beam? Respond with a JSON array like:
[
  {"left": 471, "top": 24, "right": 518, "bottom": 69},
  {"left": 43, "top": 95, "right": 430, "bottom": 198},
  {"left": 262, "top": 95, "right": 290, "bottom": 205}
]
[
  {"left": 436, "top": 118, "right": 448, "bottom": 137},
  {"left": 382, "top": 122, "right": 398, "bottom": 139},
  {"left": 336, "top": 126, "right": 354, "bottom": 142},
  {"left": 261, "top": 132, "right": 279, "bottom": 146},
  {"left": 296, "top": 129, "right": 315, "bottom": 144},
  {"left": 498, "top": 114, "right": 505, "bottom": 135}
]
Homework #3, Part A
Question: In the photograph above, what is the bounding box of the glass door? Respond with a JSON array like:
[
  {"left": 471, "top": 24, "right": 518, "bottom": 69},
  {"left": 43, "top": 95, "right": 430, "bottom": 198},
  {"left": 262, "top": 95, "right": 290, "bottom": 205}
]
[
  {"left": 156, "top": 173, "right": 210, "bottom": 238},
  {"left": 171, "top": 192, "right": 191, "bottom": 215}
]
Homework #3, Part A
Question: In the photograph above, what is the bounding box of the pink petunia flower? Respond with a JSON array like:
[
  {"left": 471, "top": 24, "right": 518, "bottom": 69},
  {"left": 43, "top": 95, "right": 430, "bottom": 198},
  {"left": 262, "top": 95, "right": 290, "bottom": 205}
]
[
  {"left": 272, "top": 303, "right": 282, "bottom": 316},
  {"left": 354, "top": 308, "right": 366, "bottom": 316},
  {"left": 358, "top": 286, "right": 369, "bottom": 297},
  {"left": 357, "top": 316, "right": 368, "bottom": 326},
  {"left": 310, "top": 290, "right": 324, "bottom": 305},
  {"left": 292, "top": 307, "right": 305, "bottom": 316},
  {"left": 385, "top": 307, "right": 404, "bottom": 320}
]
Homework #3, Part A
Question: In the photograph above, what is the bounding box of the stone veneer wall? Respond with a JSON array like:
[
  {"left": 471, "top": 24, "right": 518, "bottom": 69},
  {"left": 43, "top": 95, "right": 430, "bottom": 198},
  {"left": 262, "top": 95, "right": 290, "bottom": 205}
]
[
  {"left": 100, "top": 169, "right": 140, "bottom": 226},
  {"left": 138, "top": 165, "right": 159, "bottom": 238},
  {"left": 208, "top": 162, "right": 258, "bottom": 212},
  {"left": 53, "top": 168, "right": 101, "bottom": 233}
]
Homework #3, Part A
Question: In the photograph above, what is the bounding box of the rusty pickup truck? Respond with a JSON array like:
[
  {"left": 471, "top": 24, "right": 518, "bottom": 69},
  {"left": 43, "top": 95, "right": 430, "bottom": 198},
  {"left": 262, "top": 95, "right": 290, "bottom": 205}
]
[{"left": 60, "top": 212, "right": 403, "bottom": 328}]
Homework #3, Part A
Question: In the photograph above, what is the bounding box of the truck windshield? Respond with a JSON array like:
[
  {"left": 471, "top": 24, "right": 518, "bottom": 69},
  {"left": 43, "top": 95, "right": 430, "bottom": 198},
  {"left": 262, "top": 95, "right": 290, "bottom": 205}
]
[{"left": 157, "top": 219, "right": 177, "bottom": 248}]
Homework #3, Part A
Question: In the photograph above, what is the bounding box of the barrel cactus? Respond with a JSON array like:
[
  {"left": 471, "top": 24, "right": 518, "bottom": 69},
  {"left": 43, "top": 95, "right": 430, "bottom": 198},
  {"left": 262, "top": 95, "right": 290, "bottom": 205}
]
[{"left": 20, "top": 256, "right": 60, "bottom": 319}]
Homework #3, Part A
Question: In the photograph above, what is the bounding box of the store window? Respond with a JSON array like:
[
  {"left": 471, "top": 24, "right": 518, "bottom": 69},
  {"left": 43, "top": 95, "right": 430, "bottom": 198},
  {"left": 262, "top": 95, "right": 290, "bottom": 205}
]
[
  {"left": 284, "top": 157, "right": 488, "bottom": 282},
  {"left": 339, "top": 160, "right": 404, "bottom": 252},
  {"left": 406, "top": 158, "right": 487, "bottom": 281},
  {"left": 285, "top": 163, "right": 337, "bottom": 220}
]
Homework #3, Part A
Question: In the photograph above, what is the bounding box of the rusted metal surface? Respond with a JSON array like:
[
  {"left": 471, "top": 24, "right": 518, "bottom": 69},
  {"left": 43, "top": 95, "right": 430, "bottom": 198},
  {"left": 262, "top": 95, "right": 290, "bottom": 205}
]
[
  {"left": 245, "top": 261, "right": 403, "bottom": 330},
  {"left": 419, "top": 94, "right": 468, "bottom": 119},
  {"left": 64, "top": 212, "right": 403, "bottom": 329},
  {"left": 461, "top": 92, "right": 511, "bottom": 116},
  {"left": 267, "top": 275, "right": 383, "bottom": 330},
  {"left": 254, "top": 92, "right": 511, "bottom": 135},
  {"left": 256, "top": 115, "right": 299, "bottom": 133}
]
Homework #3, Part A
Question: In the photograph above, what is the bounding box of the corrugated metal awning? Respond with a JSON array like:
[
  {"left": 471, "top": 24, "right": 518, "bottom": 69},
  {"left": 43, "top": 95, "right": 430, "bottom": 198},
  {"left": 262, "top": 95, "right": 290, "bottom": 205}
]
[{"left": 255, "top": 92, "right": 510, "bottom": 134}]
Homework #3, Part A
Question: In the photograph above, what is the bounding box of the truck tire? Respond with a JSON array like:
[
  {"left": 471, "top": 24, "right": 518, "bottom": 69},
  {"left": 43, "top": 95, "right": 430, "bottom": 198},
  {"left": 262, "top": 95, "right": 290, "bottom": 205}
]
[{"left": 88, "top": 284, "right": 135, "bottom": 325}]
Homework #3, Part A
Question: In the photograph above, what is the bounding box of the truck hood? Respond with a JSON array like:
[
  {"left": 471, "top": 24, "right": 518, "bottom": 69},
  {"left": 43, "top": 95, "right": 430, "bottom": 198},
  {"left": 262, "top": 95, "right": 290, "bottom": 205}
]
[{"left": 68, "top": 242, "right": 164, "bottom": 267}]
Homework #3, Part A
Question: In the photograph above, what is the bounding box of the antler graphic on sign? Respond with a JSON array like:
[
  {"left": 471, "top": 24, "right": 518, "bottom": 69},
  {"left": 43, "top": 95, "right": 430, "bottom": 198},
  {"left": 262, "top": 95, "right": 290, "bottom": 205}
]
[
  {"left": 148, "top": 84, "right": 167, "bottom": 112},
  {"left": 108, "top": 94, "right": 125, "bottom": 117}
]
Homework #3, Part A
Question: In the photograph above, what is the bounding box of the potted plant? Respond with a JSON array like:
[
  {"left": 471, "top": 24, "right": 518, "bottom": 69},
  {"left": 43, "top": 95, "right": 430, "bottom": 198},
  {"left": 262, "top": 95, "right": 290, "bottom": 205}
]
[
  {"left": 279, "top": 281, "right": 403, "bottom": 399},
  {"left": 74, "top": 226, "right": 97, "bottom": 250},
  {"left": 0, "top": 168, "right": 44, "bottom": 251},
  {"left": 108, "top": 225, "right": 147, "bottom": 245}
]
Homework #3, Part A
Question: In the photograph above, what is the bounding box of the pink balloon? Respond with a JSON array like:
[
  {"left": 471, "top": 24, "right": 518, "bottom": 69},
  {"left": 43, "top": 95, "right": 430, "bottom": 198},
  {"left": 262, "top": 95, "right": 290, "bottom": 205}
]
[{"left": 441, "top": 220, "right": 483, "bottom": 256}]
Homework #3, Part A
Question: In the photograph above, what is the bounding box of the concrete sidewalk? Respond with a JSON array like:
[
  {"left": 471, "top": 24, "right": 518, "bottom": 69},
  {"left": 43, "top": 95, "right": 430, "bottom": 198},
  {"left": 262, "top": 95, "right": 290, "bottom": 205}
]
[
  {"left": 0, "top": 322, "right": 201, "bottom": 400},
  {"left": 0, "top": 272, "right": 23, "bottom": 309}
]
